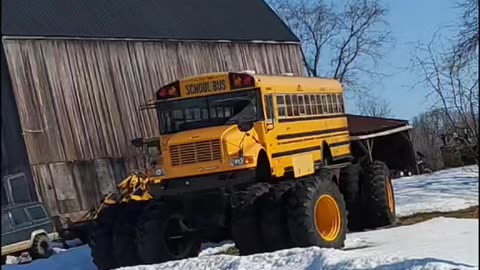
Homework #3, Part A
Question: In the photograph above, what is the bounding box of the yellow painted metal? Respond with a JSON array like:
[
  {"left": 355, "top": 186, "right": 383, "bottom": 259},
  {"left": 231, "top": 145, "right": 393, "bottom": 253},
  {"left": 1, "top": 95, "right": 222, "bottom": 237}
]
[
  {"left": 292, "top": 154, "right": 314, "bottom": 178},
  {"left": 147, "top": 72, "right": 351, "bottom": 182},
  {"left": 386, "top": 177, "right": 395, "bottom": 214},
  {"left": 314, "top": 195, "right": 342, "bottom": 242}
]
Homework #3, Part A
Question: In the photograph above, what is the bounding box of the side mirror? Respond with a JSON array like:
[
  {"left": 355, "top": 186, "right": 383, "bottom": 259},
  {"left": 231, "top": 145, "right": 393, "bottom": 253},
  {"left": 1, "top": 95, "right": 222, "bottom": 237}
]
[
  {"left": 131, "top": 137, "right": 144, "bottom": 148},
  {"left": 237, "top": 121, "right": 254, "bottom": 132}
]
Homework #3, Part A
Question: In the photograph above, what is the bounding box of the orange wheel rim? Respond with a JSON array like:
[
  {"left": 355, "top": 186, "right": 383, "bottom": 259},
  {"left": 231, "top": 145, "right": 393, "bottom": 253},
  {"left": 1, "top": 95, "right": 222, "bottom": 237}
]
[
  {"left": 386, "top": 177, "right": 395, "bottom": 213},
  {"left": 314, "top": 195, "right": 341, "bottom": 242}
]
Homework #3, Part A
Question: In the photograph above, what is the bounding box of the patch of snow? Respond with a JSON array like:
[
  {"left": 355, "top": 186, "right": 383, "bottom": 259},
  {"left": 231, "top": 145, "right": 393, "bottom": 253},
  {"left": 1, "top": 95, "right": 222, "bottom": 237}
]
[
  {"left": 4, "top": 253, "right": 32, "bottom": 265},
  {"left": 394, "top": 165, "right": 479, "bottom": 217},
  {"left": 199, "top": 241, "right": 236, "bottom": 257},
  {"left": 114, "top": 217, "right": 477, "bottom": 270},
  {"left": 5, "top": 255, "right": 21, "bottom": 265},
  {"left": 52, "top": 247, "right": 67, "bottom": 254}
]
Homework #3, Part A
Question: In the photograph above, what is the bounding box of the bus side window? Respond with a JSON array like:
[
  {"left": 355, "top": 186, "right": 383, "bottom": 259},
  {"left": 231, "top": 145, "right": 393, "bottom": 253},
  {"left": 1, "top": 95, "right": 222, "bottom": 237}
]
[
  {"left": 277, "top": 95, "right": 286, "bottom": 118},
  {"left": 305, "top": 95, "right": 312, "bottom": 115},
  {"left": 321, "top": 95, "right": 327, "bottom": 114},
  {"left": 285, "top": 95, "right": 293, "bottom": 116},
  {"left": 310, "top": 95, "right": 317, "bottom": 115},
  {"left": 264, "top": 95, "right": 275, "bottom": 124},
  {"left": 298, "top": 95, "right": 306, "bottom": 115},
  {"left": 327, "top": 95, "right": 333, "bottom": 113},
  {"left": 316, "top": 95, "right": 323, "bottom": 114},
  {"left": 337, "top": 94, "right": 345, "bottom": 113},
  {"left": 292, "top": 95, "right": 299, "bottom": 116},
  {"left": 331, "top": 95, "right": 338, "bottom": 113}
]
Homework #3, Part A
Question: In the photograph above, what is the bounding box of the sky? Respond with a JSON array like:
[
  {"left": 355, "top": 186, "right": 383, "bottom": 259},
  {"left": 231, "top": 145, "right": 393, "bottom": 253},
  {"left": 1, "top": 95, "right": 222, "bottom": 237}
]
[{"left": 345, "top": 0, "right": 463, "bottom": 121}]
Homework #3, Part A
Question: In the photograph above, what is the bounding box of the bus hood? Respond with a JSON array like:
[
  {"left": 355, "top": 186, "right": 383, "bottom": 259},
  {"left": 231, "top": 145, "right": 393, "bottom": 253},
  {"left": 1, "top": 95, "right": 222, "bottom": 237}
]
[{"left": 161, "top": 125, "right": 239, "bottom": 146}]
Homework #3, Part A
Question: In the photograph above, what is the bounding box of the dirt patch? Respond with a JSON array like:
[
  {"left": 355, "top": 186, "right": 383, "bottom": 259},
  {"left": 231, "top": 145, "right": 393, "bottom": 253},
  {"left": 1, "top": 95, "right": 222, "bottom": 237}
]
[{"left": 396, "top": 205, "right": 478, "bottom": 226}]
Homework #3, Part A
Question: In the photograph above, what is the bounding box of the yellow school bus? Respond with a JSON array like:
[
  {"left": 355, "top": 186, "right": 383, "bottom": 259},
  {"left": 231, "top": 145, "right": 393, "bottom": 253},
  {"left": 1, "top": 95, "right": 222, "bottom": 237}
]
[
  {"left": 89, "top": 71, "right": 396, "bottom": 268},
  {"left": 147, "top": 71, "right": 352, "bottom": 182}
]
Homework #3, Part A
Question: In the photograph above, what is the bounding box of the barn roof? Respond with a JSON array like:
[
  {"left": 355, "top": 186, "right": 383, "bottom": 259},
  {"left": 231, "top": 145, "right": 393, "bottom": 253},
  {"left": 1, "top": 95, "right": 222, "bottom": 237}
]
[
  {"left": 1, "top": 0, "right": 299, "bottom": 42},
  {"left": 346, "top": 114, "right": 412, "bottom": 139}
]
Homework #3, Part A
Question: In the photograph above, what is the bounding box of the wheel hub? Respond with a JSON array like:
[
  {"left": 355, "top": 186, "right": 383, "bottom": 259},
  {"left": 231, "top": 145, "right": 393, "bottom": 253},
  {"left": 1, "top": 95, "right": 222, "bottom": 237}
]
[{"left": 314, "top": 195, "right": 341, "bottom": 242}]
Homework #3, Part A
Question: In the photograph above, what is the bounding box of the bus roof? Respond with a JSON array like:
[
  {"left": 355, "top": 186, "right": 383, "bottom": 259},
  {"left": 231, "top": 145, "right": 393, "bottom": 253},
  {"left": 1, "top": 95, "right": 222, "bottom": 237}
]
[{"left": 178, "top": 72, "right": 342, "bottom": 91}]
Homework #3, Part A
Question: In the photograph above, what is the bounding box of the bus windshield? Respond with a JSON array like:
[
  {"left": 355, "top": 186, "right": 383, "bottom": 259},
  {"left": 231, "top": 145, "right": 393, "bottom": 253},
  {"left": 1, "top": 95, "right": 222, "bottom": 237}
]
[{"left": 156, "top": 89, "right": 263, "bottom": 134}]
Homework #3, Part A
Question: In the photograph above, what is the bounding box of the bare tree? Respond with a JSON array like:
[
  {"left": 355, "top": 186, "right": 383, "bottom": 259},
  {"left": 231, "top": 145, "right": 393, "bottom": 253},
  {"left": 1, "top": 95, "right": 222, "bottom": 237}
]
[
  {"left": 410, "top": 33, "right": 479, "bottom": 164},
  {"left": 411, "top": 110, "right": 446, "bottom": 171},
  {"left": 269, "top": 0, "right": 391, "bottom": 93},
  {"left": 453, "top": 0, "right": 479, "bottom": 62},
  {"left": 356, "top": 95, "right": 392, "bottom": 117}
]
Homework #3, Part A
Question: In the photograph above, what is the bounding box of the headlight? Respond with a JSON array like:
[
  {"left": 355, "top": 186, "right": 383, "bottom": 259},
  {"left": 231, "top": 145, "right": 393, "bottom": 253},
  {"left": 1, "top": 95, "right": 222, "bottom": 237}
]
[
  {"left": 230, "top": 157, "right": 245, "bottom": 167},
  {"left": 229, "top": 156, "right": 254, "bottom": 167},
  {"left": 154, "top": 168, "right": 165, "bottom": 176}
]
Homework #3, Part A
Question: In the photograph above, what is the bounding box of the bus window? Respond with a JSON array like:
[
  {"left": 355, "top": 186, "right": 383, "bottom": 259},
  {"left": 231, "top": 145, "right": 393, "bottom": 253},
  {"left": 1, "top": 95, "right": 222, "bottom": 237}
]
[
  {"left": 292, "top": 95, "right": 299, "bottom": 116},
  {"left": 277, "top": 96, "right": 286, "bottom": 118},
  {"left": 310, "top": 95, "right": 317, "bottom": 115},
  {"left": 304, "top": 95, "right": 312, "bottom": 115},
  {"left": 298, "top": 95, "right": 306, "bottom": 115},
  {"left": 327, "top": 95, "right": 333, "bottom": 113},
  {"left": 331, "top": 95, "right": 338, "bottom": 113},
  {"left": 320, "top": 95, "right": 327, "bottom": 114},
  {"left": 264, "top": 95, "right": 274, "bottom": 124},
  {"left": 285, "top": 95, "right": 293, "bottom": 116},
  {"left": 337, "top": 94, "right": 345, "bottom": 113},
  {"left": 202, "top": 108, "right": 209, "bottom": 119},
  {"left": 316, "top": 95, "right": 323, "bottom": 114}
]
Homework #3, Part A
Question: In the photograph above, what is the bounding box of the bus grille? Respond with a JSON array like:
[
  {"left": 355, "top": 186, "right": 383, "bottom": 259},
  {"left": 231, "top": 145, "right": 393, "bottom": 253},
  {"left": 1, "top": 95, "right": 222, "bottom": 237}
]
[{"left": 170, "top": 140, "right": 222, "bottom": 166}]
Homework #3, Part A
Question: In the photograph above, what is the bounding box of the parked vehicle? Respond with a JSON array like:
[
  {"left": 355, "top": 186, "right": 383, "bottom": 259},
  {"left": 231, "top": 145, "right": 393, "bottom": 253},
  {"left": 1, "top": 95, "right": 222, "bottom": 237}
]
[
  {"left": 89, "top": 71, "right": 396, "bottom": 270},
  {"left": 1, "top": 202, "right": 58, "bottom": 263}
]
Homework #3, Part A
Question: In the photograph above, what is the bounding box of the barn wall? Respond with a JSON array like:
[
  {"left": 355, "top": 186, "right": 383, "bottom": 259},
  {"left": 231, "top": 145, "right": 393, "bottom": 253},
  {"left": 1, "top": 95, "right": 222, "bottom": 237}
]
[
  {"left": 2, "top": 39, "right": 304, "bottom": 217},
  {"left": 1, "top": 42, "right": 38, "bottom": 205}
]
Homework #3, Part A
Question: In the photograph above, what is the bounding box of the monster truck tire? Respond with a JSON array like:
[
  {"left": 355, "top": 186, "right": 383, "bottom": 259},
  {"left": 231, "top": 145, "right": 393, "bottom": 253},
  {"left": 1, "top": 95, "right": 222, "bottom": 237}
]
[
  {"left": 339, "top": 163, "right": 364, "bottom": 231},
  {"left": 89, "top": 205, "right": 120, "bottom": 270},
  {"left": 361, "top": 161, "right": 396, "bottom": 228},
  {"left": 259, "top": 180, "right": 296, "bottom": 252},
  {"left": 136, "top": 202, "right": 200, "bottom": 265},
  {"left": 112, "top": 204, "right": 143, "bottom": 267},
  {"left": 287, "top": 170, "right": 347, "bottom": 249},
  {"left": 231, "top": 183, "right": 270, "bottom": 255},
  {"left": 30, "top": 234, "right": 53, "bottom": 259}
]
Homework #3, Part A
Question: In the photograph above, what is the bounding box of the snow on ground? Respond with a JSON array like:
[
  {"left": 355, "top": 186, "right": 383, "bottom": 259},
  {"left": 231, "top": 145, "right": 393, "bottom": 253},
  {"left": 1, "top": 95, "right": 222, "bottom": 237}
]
[
  {"left": 3, "top": 165, "right": 479, "bottom": 270},
  {"left": 393, "top": 165, "right": 479, "bottom": 217},
  {"left": 115, "top": 217, "right": 478, "bottom": 270},
  {"left": 4, "top": 217, "right": 477, "bottom": 270}
]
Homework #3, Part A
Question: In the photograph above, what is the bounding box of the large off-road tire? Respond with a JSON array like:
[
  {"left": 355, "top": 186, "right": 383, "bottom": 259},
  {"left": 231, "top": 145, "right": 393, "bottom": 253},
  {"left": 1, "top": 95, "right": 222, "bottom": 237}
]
[
  {"left": 287, "top": 170, "right": 347, "bottom": 249},
  {"left": 30, "top": 234, "right": 53, "bottom": 259},
  {"left": 231, "top": 183, "right": 270, "bottom": 255},
  {"left": 136, "top": 202, "right": 200, "bottom": 265},
  {"left": 112, "top": 204, "right": 143, "bottom": 267},
  {"left": 339, "top": 163, "right": 364, "bottom": 231},
  {"left": 361, "top": 161, "right": 396, "bottom": 228},
  {"left": 89, "top": 205, "right": 120, "bottom": 270},
  {"left": 259, "top": 180, "right": 296, "bottom": 252}
]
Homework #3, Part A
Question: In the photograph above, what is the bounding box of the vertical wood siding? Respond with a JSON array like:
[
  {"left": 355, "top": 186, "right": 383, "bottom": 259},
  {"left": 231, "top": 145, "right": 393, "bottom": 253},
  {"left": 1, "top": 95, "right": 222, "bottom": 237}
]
[{"left": 3, "top": 39, "right": 304, "bottom": 217}]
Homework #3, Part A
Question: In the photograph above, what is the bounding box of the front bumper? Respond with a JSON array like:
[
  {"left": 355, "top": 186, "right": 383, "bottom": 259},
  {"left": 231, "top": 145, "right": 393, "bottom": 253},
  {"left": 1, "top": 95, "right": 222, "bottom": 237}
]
[{"left": 149, "top": 168, "right": 256, "bottom": 197}]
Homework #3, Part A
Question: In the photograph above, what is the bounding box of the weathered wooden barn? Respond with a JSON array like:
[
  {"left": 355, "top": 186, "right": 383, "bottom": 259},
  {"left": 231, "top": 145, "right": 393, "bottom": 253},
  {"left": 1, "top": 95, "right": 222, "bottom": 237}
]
[
  {"left": 1, "top": 0, "right": 304, "bottom": 219},
  {"left": 2, "top": 42, "right": 38, "bottom": 206}
]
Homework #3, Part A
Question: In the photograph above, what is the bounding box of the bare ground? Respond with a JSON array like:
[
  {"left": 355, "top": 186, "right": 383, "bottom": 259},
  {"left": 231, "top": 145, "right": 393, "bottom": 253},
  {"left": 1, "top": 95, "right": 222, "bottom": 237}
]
[{"left": 396, "top": 205, "right": 479, "bottom": 226}]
